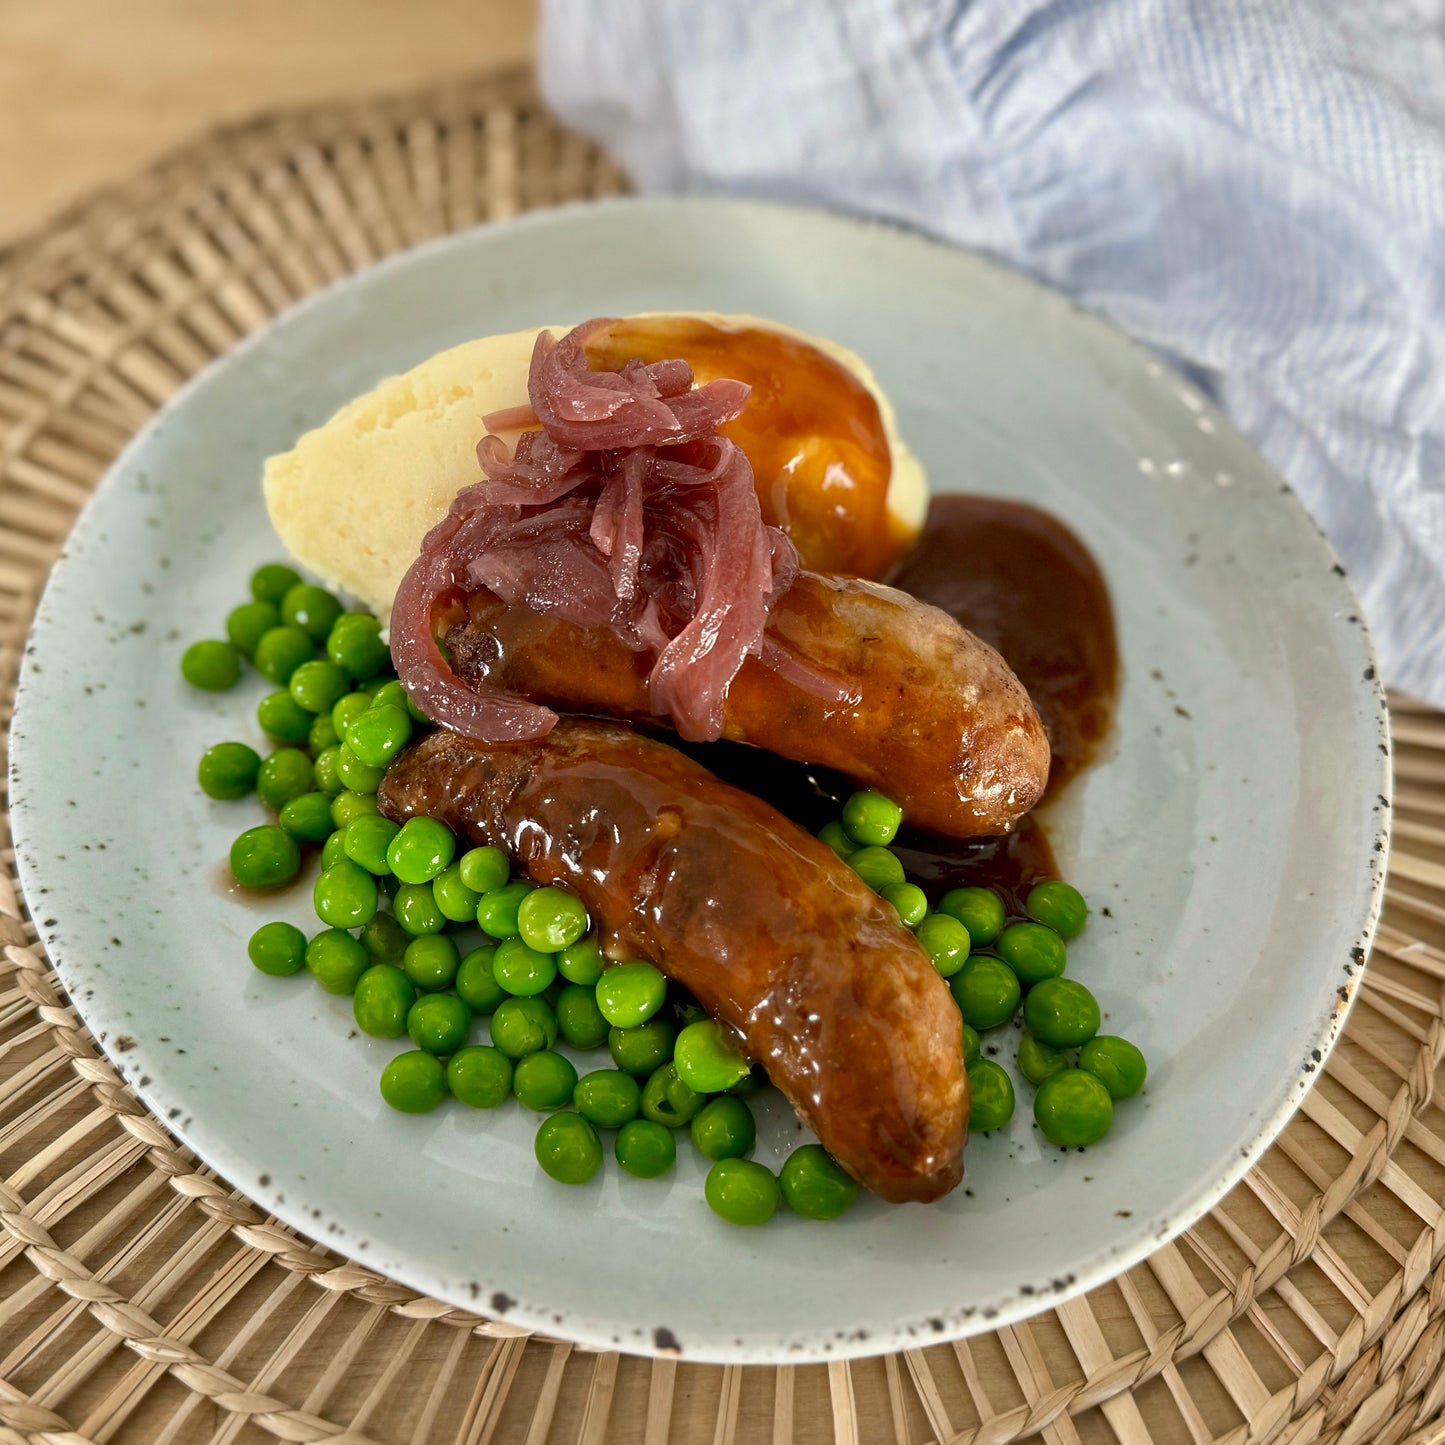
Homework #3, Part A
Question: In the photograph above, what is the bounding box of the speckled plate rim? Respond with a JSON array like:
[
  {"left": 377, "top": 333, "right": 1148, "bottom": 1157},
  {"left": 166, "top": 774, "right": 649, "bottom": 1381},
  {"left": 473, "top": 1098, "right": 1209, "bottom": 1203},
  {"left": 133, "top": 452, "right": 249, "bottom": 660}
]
[{"left": 9, "top": 196, "right": 1392, "bottom": 1363}]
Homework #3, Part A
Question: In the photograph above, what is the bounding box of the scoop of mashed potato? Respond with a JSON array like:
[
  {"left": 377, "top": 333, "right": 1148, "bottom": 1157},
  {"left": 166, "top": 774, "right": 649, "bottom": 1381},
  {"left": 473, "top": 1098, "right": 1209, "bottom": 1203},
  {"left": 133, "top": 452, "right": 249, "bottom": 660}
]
[{"left": 264, "top": 314, "right": 926, "bottom": 620}]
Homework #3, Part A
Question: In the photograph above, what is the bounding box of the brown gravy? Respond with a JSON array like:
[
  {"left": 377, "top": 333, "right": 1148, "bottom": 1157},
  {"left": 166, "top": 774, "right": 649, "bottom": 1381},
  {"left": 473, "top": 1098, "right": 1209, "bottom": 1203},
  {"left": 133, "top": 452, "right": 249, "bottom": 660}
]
[{"left": 689, "top": 494, "right": 1118, "bottom": 909}]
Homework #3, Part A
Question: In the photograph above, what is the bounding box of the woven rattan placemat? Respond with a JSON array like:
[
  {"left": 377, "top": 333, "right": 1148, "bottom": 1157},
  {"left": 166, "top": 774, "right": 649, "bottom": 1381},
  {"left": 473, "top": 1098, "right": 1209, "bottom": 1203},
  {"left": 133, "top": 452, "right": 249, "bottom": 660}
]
[{"left": 2, "top": 67, "right": 1445, "bottom": 1445}]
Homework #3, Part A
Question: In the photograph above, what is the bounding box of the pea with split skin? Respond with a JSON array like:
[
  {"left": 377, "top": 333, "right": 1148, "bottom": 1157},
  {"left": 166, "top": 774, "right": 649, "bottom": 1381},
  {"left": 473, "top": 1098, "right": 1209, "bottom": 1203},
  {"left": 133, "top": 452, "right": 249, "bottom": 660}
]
[
  {"left": 490, "top": 995, "right": 558, "bottom": 1059},
  {"left": 574, "top": 1069, "right": 641, "bottom": 1128},
  {"left": 1017, "top": 1032, "right": 1067, "bottom": 1086},
  {"left": 407, "top": 992, "right": 472, "bottom": 1055},
  {"left": 673, "top": 1019, "right": 750, "bottom": 1094},
  {"left": 518, "top": 886, "right": 589, "bottom": 952},
  {"left": 534, "top": 1113, "right": 603, "bottom": 1185},
  {"left": 1079, "top": 1035, "right": 1147, "bottom": 1099},
  {"left": 447, "top": 1045, "right": 513, "bottom": 1108},
  {"left": 640, "top": 1062, "right": 703, "bottom": 1128}
]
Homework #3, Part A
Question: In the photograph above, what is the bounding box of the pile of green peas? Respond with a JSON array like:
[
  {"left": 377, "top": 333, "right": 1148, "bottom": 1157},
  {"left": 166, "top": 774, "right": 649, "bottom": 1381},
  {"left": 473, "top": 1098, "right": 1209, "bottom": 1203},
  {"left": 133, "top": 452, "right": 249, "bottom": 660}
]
[
  {"left": 186, "top": 564, "right": 859, "bottom": 1228},
  {"left": 819, "top": 789, "right": 1148, "bottom": 1149}
]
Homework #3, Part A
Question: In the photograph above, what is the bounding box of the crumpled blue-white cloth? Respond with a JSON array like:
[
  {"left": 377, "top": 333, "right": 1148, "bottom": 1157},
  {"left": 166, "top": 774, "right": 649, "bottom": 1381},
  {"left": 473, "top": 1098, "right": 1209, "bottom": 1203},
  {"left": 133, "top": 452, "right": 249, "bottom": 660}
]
[{"left": 540, "top": 0, "right": 1445, "bottom": 705}]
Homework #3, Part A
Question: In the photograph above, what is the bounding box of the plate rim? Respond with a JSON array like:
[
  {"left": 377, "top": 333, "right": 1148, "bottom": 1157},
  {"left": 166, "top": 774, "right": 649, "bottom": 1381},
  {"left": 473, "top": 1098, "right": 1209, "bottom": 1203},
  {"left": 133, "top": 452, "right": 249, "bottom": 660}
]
[{"left": 8, "top": 193, "right": 1394, "bottom": 1363}]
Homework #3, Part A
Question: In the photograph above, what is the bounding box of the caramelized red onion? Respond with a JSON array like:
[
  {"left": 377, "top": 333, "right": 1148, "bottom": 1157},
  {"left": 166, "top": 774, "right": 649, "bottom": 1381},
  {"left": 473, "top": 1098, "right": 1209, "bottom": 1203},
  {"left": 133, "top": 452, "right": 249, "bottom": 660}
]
[{"left": 391, "top": 319, "right": 829, "bottom": 743}]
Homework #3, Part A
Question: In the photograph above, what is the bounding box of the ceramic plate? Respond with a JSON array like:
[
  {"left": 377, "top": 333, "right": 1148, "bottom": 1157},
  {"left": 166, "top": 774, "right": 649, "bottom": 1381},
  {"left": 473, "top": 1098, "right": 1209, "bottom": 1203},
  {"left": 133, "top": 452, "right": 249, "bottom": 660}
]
[{"left": 9, "top": 198, "right": 1390, "bottom": 1363}]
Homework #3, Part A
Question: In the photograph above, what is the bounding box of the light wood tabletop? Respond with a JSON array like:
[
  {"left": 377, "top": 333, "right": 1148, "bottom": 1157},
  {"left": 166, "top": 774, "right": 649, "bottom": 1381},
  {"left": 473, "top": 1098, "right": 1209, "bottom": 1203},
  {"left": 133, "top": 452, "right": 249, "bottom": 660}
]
[{"left": 0, "top": 0, "right": 538, "bottom": 245}]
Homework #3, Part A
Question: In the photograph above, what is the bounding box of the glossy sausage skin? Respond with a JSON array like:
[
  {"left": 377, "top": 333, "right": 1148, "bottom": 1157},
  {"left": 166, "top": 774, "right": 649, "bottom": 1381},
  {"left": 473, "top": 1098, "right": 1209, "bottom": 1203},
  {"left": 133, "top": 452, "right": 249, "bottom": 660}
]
[
  {"left": 377, "top": 720, "right": 967, "bottom": 1203},
  {"left": 447, "top": 572, "right": 1050, "bottom": 839}
]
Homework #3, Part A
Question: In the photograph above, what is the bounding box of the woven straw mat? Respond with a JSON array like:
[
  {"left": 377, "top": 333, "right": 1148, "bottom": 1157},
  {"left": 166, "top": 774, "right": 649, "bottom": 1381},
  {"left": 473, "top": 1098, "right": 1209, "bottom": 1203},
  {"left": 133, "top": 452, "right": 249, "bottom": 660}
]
[{"left": 1, "top": 66, "right": 1444, "bottom": 1445}]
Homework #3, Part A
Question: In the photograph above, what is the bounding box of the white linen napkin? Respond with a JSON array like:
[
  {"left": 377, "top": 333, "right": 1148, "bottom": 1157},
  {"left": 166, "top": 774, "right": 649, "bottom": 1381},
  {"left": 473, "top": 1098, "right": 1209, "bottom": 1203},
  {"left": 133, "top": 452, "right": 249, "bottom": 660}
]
[{"left": 540, "top": 0, "right": 1445, "bottom": 705}]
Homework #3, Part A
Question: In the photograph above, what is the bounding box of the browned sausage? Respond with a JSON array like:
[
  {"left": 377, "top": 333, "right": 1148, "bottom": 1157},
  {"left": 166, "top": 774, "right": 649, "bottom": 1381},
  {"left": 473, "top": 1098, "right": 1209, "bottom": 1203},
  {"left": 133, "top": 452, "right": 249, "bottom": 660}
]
[
  {"left": 446, "top": 572, "right": 1049, "bottom": 840},
  {"left": 377, "top": 720, "right": 967, "bottom": 1203}
]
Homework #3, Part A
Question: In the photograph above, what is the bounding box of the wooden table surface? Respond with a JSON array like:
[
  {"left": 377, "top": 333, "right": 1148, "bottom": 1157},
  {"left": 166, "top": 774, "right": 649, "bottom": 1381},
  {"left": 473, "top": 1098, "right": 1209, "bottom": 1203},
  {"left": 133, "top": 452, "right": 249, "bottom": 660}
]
[{"left": 0, "top": 0, "right": 538, "bottom": 245}]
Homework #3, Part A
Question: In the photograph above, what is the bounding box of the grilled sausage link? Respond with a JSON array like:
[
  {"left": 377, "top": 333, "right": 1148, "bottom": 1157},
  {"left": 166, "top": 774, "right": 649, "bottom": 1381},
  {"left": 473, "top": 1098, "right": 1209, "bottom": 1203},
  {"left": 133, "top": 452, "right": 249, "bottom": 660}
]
[
  {"left": 377, "top": 720, "right": 967, "bottom": 1203},
  {"left": 446, "top": 572, "right": 1049, "bottom": 839}
]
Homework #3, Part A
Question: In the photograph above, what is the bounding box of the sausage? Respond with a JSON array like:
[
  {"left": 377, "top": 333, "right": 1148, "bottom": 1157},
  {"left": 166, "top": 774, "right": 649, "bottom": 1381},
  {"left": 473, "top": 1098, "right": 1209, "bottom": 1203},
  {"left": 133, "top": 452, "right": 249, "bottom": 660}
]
[
  {"left": 377, "top": 719, "right": 967, "bottom": 1203},
  {"left": 446, "top": 572, "right": 1050, "bottom": 839}
]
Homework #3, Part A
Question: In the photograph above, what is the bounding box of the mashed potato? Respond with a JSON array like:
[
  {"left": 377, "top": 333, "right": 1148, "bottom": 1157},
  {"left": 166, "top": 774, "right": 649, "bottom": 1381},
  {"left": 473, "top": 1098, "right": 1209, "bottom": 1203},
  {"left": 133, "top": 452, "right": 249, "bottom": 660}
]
[{"left": 264, "top": 314, "right": 927, "bottom": 620}]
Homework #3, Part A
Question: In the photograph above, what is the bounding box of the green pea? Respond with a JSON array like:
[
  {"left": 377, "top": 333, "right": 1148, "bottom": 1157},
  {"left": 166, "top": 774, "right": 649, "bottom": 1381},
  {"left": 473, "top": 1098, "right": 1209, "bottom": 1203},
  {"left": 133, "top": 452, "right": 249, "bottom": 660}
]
[
  {"left": 247, "top": 920, "right": 306, "bottom": 977},
  {"left": 949, "top": 956, "right": 1022, "bottom": 1030},
  {"left": 672, "top": 995, "right": 707, "bottom": 1030},
  {"left": 690, "top": 1095, "right": 756, "bottom": 1161},
  {"left": 962, "top": 1022, "right": 982, "bottom": 1065},
  {"left": 403, "top": 933, "right": 460, "bottom": 991},
  {"left": 346, "top": 704, "right": 412, "bottom": 769},
  {"left": 257, "top": 748, "right": 315, "bottom": 811},
  {"left": 320, "top": 829, "right": 348, "bottom": 869},
  {"left": 387, "top": 816, "right": 456, "bottom": 885},
  {"left": 476, "top": 879, "right": 534, "bottom": 939},
  {"left": 847, "top": 845, "right": 906, "bottom": 892},
  {"left": 842, "top": 789, "right": 903, "bottom": 847},
  {"left": 456, "top": 946, "right": 505, "bottom": 1014},
  {"left": 407, "top": 992, "right": 471, "bottom": 1055},
  {"left": 251, "top": 562, "right": 302, "bottom": 605},
  {"left": 380, "top": 1050, "right": 446, "bottom": 1113},
  {"left": 513, "top": 1050, "right": 578, "bottom": 1110},
  {"left": 615, "top": 1118, "right": 676, "bottom": 1177},
  {"left": 335, "top": 745, "right": 384, "bottom": 795},
  {"left": 916, "top": 913, "right": 972, "bottom": 977},
  {"left": 997, "top": 921, "right": 1067, "bottom": 983},
  {"left": 305, "top": 928, "right": 368, "bottom": 994},
  {"left": 817, "top": 820, "right": 858, "bottom": 857},
  {"left": 198, "top": 741, "right": 260, "bottom": 800},
  {"left": 728, "top": 1065, "right": 768, "bottom": 1098},
  {"left": 458, "top": 845, "right": 510, "bottom": 895},
  {"left": 490, "top": 995, "right": 558, "bottom": 1058},
  {"left": 393, "top": 882, "right": 445, "bottom": 936},
  {"left": 353, "top": 964, "right": 416, "bottom": 1037},
  {"left": 342, "top": 814, "right": 399, "bottom": 874},
  {"left": 881, "top": 881, "right": 928, "bottom": 928},
  {"left": 279, "top": 791, "right": 336, "bottom": 842},
  {"left": 674, "top": 1019, "right": 750, "bottom": 1093},
  {"left": 181, "top": 639, "right": 241, "bottom": 691},
  {"left": 1034, "top": 1068, "right": 1113, "bottom": 1147},
  {"left": 289, "top": 659, "right": 350, "bottom": 716},
  {"left": 938, "top": 886, "right": 1007, "bottom": 946},
  {"left": 308, "top": 713, "right": 340, "bottom": 755},
  {"left": 253, "top": 625, "right": 314, "bottom": 685},
  {"left": 574, "top": 1069, "right": 641, "bottom": 1128},
  {"left": 367, "top": 677, "right": 407, "bottom": 708},
  {"left": 360, "top": 911, "right": 409, "bottom": 964},
  {"left": 313, "top": 859, "right": 378, "bottom": 929},
  {"left": 705, "top": 1158, "right": 780, "bottom": 1226},
  {"left": 447, "top": 1045, "right": 513, "bottom": 1107},
  {"left": 492, "top": 937, "right": 558, "bottom": 996},
  {"left": 257, "top": 690, "right": 313, "bottom": 745},
  {"left": 230, "top": 825, "right": 300, "bottom": 889},
  {"left": 779, "top": 1145, "right": 858, "bottom": 1220},
  {"left": 1023, "top": 978, "right": 1101, "bottom": 1049},
  {"left": 281, "top": 583, "right": 342, "bottom": 643},
  {"left": 330, "top": 789, "right": 379, "bottom": 828},
  {"left": 639, "top": 1062, "right": 703, "bottom": 1128},
  {"left": 327, "top": 612, "right": 391, "bottom": 681},
  {"left": 1079, "top": 1035, "right": 1147, "bottom": 1099},
  {"left": 608, "top": 1017, "right": 676, "bottom": 1076},
  {"left": 1026, "top": 880, "right": 1089, "bottom": 939},
  {"left": 332, "top": 690, "right": 372, "bottom": 737},
  {"left": 227, "top": 600, "right": 280, "bottom": 657},
  {"left": 596, "top": 961, "right": 666, "bottom": 1028},
  {"left": 966, "top": 1059, "right": 1016, "bottom": 1132},
  {"left": 427, "top": 866, "right": 478, "bottom": 924},
  {"left": 403, "top": 689, "right": 430, "bottom": 725},
  {"left": 534, "top": 1113, "right": 602, "bottom": 1184},
  {"left": 558, "top": 936, "right": 604, "bottom": 986},
  {"left": 312, "top": 745, "right": 343, "bottom": 796},
  {"left": 518, "top": 886, "right": 589, "bottom": 952},
  {"left": 556, "top": 984, "right": 610, "bottom": 1050},
  {"left": 1017, "top": 1032, "right": 1067, "bottom": 1086}
]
